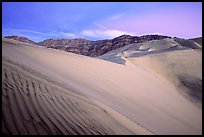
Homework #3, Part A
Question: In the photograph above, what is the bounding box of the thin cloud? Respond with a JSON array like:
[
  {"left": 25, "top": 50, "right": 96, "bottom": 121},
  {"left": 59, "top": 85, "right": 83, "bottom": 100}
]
[
  {"left": 93, "top": 22, "right": 107, "bottom": 29},
  {"left": 3, "top": 28, "right": 61, "bottom": 37},
  {"left": 59, "top": 32, "right": 78, "bottom": 38},
  {"left": 107, "top": 13, "right": 127, "bottom": 20},
  {"left": 18, "top": 29, "right": 45, "bottom": 35},
  {"left": 80, "top": 29, "right": 135, "bottom": 39},
  {"left": 3, "top": 28, "right": 45, "bottom": 35},
  {"left": 3, "top": 28, "right": 61, "bottom": 42}
]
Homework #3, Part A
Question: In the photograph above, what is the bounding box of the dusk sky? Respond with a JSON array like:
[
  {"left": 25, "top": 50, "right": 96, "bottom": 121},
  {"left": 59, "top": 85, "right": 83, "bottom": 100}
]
[{"left": 2, "top": 2, "right": 202, "bottom": 42}]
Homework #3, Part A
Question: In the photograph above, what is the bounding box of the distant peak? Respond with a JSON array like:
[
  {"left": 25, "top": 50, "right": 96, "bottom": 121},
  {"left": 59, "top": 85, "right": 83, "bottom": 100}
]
[{"left": 115, "top": 34, "right": 133, "bottom": 38}]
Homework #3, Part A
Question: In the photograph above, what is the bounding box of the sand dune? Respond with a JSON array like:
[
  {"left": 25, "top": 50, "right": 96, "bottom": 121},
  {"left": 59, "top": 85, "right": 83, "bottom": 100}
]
[
  {"left": 128, "top": 49, "right": 202, "bottom": 107},
  {"left": 2, "top": 39, "right": 151, "bottom": 135},
  {"left": 99, "top": 38, "right": 202, "bottom": 107},
  {"left": 2, "top": 56, "right": 152, "bottom": 135},
  {"left": 2, "top": 38, "right": 202, "bottom": 135}
]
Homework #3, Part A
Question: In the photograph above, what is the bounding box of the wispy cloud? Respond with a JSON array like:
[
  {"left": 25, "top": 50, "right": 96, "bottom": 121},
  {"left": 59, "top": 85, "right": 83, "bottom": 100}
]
[
  {"left": 17, "top": 29, "right": 45, "bottom": 35},
  {"left": 59, "top": 32, "right": 78, "bottom": 38},
  {"left": 3, "top": 28, "right": 45, "bottom": 35},
  {"left": 93, "top": 22, "right": 107, "bottom": 29},
  {"left": 3, "top": 28, "right": 83, "bottom": 41},
  {"left": 107, "top": 13, "right": 127, "bottom": 20},
  {"left": 80, "top": 29, "right": 135, "bottom": 39},
  {"left": 3, "top": 28, "right": 59, "bottom": 42}
]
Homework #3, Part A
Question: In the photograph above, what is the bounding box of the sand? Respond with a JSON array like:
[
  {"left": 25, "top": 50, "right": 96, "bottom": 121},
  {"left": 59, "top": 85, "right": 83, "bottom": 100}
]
[
  {"left": 128, "top": 49, "right": 202, "bottom": 106},
  {"left": 2, "top": 38, "right": 202, "bottom": 135}
]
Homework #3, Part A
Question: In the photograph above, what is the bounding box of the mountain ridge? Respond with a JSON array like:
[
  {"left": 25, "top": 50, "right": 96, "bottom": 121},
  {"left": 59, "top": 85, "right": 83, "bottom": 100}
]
[
  {"left": 4, "top": 34, "right": 172, "bottom": 57},
  {"left": 5, "top": 34, "right": 202, "bottom": 57}
]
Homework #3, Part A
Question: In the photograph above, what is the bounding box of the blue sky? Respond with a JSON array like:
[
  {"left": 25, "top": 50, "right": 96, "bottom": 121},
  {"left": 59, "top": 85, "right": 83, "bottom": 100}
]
[{"left": 2, "top": 2, "right": 202, "bottom": 42}]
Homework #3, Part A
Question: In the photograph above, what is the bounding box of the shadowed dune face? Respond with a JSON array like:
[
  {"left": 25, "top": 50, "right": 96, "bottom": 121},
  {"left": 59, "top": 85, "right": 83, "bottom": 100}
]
[
  {"left": 178, "top": 75, "right": 202, "bottom": 104},
  {"left": 173, "top": 38, "right": 202, "bottom": 49},
  {"left": 189, "top": 37, "right": 202, "bottom": 46}
]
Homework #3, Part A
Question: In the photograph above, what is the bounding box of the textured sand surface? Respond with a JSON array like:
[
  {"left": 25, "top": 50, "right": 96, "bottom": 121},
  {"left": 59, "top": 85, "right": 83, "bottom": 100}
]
[
  {"left": 2, "top": 38, "right": 202, "bottom": 135},
  {"left": 3, "top": 57, "right": 149, "bottom": 135},
  {"left": 2, "top": 39, "right": 151, "bottom": 135}
]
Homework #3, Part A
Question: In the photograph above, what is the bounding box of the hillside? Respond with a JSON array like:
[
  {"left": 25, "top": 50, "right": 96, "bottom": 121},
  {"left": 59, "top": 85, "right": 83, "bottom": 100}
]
[{"left": 4, "top": 36, "right": 38, "bottom": 45}]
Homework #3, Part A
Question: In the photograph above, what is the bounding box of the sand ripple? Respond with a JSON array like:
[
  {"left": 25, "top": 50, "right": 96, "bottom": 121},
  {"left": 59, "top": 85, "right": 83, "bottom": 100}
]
[{"left": 2, "top": 58, "right": 134, "bottom": 135}]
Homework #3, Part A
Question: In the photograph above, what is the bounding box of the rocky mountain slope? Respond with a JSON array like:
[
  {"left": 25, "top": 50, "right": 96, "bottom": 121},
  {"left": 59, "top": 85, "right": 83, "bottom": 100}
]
[
  {"left": 5, "top": 35, "right": 201, "bottom": 58},
  {"left": 38, "top": 35, "right": 171, "bottom": 57},
  {"left": 5, "top": 35, "right": 171, "bottom": 57}
]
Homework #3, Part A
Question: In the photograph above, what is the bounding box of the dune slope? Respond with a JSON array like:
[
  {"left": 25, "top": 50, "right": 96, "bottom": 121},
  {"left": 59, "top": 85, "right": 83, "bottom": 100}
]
[
  {"left": 2, "top": 38, "right": 202, "bottom": 135},
  {"left": 128, "top": 49, "right": 202, "bottom": 106},
  {"left": 3, "top": 57, "right": 146, "bottom": 135},
  {"left": 2, "top": 39, "right": 151, "bottom": 135}
]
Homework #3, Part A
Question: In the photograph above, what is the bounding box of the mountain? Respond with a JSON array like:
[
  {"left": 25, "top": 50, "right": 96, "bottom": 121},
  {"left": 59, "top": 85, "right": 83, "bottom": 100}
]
[
  {"left": 4, "top": 36, "right": 38, "bottom": 45},
  {"left": 5, "top": 34, "right": 171, "bottom": 57},
  {"left": 38, "top": 34, "right": 171, "bottom": 57},
  {"left": 38, "top": 38, "right": 93, "bottom": 56}
]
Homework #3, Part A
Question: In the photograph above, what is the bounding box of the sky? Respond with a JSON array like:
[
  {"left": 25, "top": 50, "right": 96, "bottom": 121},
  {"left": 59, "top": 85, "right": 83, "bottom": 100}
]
[{"left": 2, "top": 2, "right": 202, "bottom": 42}]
